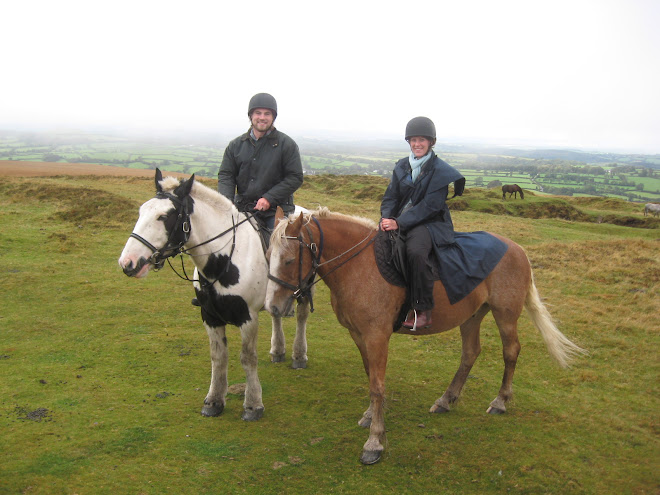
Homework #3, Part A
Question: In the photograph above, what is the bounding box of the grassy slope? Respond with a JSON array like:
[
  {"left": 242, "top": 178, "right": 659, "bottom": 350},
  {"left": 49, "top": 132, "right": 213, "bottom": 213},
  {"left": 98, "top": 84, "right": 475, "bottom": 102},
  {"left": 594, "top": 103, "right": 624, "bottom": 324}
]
[{"left": 0, "top": 174, "right": 657, "bottom": 494}]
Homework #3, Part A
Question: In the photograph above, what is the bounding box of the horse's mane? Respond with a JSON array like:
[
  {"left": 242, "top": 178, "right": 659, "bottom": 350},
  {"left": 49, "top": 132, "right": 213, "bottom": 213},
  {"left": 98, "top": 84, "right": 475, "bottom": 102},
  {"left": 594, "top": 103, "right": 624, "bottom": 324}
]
[
  {"left": 159, "top": 175, "right": 236, "bottom": 212},
  {"left": 271, "top": 206, "right": 377, "bottom": 252}
]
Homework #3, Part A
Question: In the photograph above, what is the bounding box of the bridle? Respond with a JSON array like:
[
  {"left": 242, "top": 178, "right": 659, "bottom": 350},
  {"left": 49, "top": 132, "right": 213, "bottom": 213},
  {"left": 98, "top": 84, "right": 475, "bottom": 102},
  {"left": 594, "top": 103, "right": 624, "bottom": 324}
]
[
  {"left": 267, "top": 216, "right": 376, "bottom": 312},
  {"left": 129, "top": 190, "right": 255, "bottom": 280},
  {"left": 267, "top": 217, "right": 324, "bottom": 312},
  {"left": 129, "top": 191, "right": 192, "bottom": 270}
]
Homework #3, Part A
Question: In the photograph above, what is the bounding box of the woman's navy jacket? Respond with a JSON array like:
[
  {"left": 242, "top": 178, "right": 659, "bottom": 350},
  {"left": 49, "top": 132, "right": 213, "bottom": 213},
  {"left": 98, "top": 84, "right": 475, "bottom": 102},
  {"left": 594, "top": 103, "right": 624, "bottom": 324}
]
[
  {"left": 380, "top": 152, "right": 507, "bottom": 304},
  {"left": 381, "top": 152, "right": 465, "bottom": 244}
]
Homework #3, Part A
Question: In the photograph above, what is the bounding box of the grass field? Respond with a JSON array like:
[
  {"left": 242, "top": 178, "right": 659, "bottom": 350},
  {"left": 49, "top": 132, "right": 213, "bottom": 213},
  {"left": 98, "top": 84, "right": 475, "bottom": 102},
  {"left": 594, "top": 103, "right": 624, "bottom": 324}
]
[{"left": 0, "top": 164, "right": 658, "bottom": 494}]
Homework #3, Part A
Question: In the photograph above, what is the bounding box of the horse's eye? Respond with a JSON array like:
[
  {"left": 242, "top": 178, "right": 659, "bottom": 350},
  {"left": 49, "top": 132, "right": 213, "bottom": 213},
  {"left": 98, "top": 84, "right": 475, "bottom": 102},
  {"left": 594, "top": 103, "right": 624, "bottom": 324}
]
[
  {"left": 285, "top": 258, "right": 295, "bottom": 266},
  {"left": 158, "top": 215, "right": 168, "bottom": 222}
]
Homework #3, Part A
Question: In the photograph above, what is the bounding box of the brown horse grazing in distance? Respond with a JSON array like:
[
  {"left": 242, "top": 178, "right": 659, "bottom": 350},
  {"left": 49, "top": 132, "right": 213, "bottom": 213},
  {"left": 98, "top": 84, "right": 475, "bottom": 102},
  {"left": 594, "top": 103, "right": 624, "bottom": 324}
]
[
  {"left": 265, "top": 207, "right": 585, "bottom": 465},
  {"left": 502, "top": 184, "right": 525, "bottom": 199}
]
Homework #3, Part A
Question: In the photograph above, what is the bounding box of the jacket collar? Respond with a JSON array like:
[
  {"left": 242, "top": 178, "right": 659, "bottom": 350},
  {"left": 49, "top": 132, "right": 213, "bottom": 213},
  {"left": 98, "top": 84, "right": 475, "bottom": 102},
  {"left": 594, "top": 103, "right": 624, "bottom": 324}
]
[{"left": 242, "top": 126, "right": 279, "bottom": 143}]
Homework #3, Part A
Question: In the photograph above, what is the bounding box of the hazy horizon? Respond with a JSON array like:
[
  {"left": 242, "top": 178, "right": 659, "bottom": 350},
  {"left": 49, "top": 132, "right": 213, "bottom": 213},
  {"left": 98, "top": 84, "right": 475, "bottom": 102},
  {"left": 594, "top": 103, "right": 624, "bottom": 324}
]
[{"left": 1, "top": 122, "right": 656, "bottom": 156}]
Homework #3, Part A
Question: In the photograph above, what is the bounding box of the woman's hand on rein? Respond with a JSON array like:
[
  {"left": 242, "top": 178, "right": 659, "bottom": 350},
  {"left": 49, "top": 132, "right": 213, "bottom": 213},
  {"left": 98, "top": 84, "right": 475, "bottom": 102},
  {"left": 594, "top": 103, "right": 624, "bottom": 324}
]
[{"left": 380, "top": 218, "right": 399, "bottom": 231}]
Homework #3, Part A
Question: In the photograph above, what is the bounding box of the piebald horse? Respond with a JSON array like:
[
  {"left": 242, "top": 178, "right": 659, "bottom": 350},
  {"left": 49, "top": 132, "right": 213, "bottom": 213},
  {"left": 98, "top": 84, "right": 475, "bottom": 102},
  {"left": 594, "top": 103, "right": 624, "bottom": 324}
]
[
  {"left": 119, "top": 170, "right": 311, "bottom": 421},
  {"left": 502, "top": 184, "right": 525, "bottom": 199},
  {"left": 266, "top": 207, "right": 585, "bottom": 464}
]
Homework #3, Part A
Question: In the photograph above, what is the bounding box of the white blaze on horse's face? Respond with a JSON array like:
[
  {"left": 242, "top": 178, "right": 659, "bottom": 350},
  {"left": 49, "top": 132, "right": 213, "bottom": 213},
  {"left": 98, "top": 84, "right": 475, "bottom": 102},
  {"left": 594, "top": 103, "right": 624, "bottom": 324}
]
[
  {"left": 265, "top": 239, "right": 297, "bottom": 317},
  {"left": 118, "top": 198, "right": 174, "bottom": 278},
  {"left": 265, "top": 242, "right": 285, "bottom": 314}
]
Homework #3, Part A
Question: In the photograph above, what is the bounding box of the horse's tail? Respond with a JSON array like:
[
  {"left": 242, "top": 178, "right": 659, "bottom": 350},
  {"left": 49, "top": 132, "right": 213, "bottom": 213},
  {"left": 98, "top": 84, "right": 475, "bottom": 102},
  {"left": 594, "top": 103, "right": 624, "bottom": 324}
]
[{"left": 524, "top": 273, "right": 586, "bottom": 368}]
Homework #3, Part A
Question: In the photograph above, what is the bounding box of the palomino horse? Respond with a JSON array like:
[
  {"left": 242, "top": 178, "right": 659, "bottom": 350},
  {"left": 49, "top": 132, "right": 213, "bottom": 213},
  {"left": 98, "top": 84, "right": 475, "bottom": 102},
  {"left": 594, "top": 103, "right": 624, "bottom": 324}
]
[
  {"left": 265, "top": 207, "right": 585, "bottom": 464},
  {"left": 644, "top": 203, "right": 660, "bottom": 217},
  {"left": 119, "top": 170, "right": 311, "bottom": 421},
  {"left": 502, "top": 184, "right": 525, "bottom": 199}
]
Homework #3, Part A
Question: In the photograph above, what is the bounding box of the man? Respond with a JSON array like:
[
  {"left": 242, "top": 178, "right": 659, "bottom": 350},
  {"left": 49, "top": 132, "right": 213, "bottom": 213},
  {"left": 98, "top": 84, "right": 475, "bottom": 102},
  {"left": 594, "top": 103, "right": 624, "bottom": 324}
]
[{"left": 218, "top": 93, "right": 303, "bottom": 232}]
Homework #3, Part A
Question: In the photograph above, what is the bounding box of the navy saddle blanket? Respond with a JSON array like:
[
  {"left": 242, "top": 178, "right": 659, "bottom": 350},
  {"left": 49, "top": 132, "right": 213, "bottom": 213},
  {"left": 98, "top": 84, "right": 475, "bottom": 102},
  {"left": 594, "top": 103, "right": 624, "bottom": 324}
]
[{"left": 374, "top": 230, "right": 508, "bottom": 305}]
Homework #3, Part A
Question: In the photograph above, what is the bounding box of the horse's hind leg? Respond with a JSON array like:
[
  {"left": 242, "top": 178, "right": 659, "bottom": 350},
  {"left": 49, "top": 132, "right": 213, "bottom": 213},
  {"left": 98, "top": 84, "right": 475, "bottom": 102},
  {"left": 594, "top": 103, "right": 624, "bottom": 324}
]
[
  {"left": 202, "top": 323, "right": 228, "bottom": 417},
  {"left": 431, "top": 304, "right": 489, "bottom": 413},
  {"left": 269, "top": 315, "right": 286, "bottom": 363},
  {"left": 240, "top": 313, "right": 264, "bottom": 421},
  {"left": 291, "top": 297, "right": 310, "bottom": 369},
  {"left": 487, "top": 308, "right": 522, "bottom": 414}
]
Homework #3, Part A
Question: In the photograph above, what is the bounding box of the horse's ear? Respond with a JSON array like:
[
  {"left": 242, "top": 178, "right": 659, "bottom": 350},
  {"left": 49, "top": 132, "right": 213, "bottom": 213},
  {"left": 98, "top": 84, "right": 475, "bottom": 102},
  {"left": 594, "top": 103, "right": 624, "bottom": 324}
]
[
  {"left": 275, "top": 206, "right": 285, "bottom": 225},
  {"left": 155, "top": 168, "right": 163, "bottom": 192},
  {"left": 185, "top": 174, "right": 195, "bottom": 195},
  {"left": 177, "top": 174, "right": 195, "bottom": 198},
  {"left": 290, "top": 212, "right": 304, "bottom": 235}
]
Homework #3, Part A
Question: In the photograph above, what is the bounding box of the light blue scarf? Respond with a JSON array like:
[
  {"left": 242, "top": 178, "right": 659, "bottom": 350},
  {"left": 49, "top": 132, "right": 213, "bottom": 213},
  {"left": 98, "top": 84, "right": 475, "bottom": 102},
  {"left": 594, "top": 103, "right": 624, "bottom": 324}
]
[{"left": 409, "top": 150, "right": 432, "bottom": 182}]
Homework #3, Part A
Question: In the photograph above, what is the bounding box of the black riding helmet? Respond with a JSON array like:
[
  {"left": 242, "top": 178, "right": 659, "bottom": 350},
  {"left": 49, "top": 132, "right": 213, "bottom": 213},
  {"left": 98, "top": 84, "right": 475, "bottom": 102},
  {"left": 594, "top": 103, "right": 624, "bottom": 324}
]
[
  {"left": 248, "top": 93, "right": 277, "bottom": 119},
  {"left": 405, "top": 116, "right": 436, "bottom": 141}
]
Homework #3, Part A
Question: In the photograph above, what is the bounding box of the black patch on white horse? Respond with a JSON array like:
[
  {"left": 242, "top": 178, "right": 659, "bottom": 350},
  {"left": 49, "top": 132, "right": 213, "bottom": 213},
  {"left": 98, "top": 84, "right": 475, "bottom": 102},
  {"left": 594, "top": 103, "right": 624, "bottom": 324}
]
[
  {"left": 195, "top": 275, "right": 250, "bottom": 327},
  {"left": 202, "top": 253, "right": 240, "bottom": 288},
  {"left": 161, "top": 207, "right": 179, "bottom": 232}
]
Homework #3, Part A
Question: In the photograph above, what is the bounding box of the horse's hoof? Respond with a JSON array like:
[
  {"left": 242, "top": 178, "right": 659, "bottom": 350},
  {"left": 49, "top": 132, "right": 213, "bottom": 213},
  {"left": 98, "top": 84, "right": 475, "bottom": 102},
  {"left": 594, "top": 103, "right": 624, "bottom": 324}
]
[
  {"left": 291, "top": 359, "right": 307, "bottom": 369},
  {"left": 430, "top": 404, "right": 450, "bottom": 414},
  {"left": 241, "top": 406, "right": 264, "bottom": 421},
  {"left": 201, "top": 403, "right": 224, "bottom": 417},
  {"left": 487, "top": 406, "right": 506, "bottom": 415},
  {"left": 270, "top": 353, "right": 286, "bottom": 363},
  {"left": 360, "top": 449, "right": 382, "bottom": 465}
]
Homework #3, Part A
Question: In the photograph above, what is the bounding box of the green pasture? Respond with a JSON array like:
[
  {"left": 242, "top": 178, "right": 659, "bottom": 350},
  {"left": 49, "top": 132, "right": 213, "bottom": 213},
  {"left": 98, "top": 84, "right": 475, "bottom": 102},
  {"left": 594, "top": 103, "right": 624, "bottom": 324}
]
[{"left": 0, "top": 173, "right": 658, "bottom": 494}]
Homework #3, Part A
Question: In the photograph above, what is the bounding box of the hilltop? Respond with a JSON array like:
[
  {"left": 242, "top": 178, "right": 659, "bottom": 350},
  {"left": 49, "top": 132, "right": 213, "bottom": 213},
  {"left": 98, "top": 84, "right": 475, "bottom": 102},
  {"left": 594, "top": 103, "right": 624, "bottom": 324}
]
[{"left": 1, "top": 161, "right": 657, "bottom": 231}]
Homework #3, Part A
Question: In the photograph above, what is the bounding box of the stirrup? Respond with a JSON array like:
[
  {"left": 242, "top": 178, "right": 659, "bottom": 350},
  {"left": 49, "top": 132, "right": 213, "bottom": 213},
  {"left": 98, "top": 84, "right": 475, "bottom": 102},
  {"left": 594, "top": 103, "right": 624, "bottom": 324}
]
[
  {"left": 402, "top": 309, "right": 419, "bottom": 332},
  {"left": 411, "top": 309, "right": 419, "bottom": 332}
]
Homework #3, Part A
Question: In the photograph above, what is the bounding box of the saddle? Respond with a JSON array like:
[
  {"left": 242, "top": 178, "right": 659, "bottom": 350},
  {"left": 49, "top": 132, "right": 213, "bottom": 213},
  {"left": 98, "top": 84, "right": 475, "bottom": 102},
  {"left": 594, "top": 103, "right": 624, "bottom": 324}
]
[{"left": 373, "top": 230, "right": 442, "bottom": 287}]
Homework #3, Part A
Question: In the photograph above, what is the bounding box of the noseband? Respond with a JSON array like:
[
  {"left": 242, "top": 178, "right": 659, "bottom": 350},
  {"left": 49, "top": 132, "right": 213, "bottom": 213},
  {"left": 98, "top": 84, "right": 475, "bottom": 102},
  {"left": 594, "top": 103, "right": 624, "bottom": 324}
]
[{"left": 130, "top": 191, "right": 191, "bottom": 270}]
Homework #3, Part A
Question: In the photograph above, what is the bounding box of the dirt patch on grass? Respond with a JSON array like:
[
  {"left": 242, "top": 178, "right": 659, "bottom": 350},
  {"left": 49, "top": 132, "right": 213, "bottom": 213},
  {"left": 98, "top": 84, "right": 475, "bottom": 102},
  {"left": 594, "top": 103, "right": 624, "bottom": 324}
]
[{"left": 15, "top": 406, "right": 51, "bottom": 422}]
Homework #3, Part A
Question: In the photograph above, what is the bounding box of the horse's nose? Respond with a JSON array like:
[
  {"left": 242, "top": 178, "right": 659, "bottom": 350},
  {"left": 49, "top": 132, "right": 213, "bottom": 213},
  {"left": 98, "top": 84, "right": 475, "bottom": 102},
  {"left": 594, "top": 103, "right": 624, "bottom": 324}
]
[
  {"left": 120, "top": 257, "right": 147, "bottom": 277},
  {"left": 122, "top": 261, "right": 136, "bottom": 277}
]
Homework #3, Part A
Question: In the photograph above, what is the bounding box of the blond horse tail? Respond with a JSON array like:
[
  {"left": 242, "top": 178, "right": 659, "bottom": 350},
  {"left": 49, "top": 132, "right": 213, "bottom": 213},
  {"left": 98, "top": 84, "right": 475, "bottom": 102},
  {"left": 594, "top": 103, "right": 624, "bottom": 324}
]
[{"left": 524, "top": 273, "right": 587, "bottom": 368}]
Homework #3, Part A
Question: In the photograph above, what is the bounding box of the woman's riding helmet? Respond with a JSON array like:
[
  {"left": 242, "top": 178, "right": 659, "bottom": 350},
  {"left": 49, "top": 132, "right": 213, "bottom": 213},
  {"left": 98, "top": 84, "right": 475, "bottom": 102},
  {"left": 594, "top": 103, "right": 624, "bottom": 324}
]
[{"left": 405, "top": 116, "right": 436, "bottom": 141}]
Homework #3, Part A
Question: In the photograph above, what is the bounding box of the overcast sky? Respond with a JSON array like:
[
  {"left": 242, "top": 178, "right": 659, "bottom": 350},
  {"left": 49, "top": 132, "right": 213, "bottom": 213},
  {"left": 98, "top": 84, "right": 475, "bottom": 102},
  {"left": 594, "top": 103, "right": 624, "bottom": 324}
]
[{"left": 2, "top": 0, "right": 659, "bottom": 153}]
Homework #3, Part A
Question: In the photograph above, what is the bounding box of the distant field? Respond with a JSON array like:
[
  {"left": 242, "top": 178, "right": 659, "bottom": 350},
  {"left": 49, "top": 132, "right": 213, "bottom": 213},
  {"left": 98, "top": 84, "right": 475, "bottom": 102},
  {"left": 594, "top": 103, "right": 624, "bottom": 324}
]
[{"left": 2, "top": 131, "right": 659, "bottom": 202}]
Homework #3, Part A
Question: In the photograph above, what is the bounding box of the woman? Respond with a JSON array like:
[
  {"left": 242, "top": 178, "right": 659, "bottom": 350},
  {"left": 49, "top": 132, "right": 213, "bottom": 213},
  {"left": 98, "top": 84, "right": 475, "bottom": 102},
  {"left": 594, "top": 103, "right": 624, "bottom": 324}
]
[{"left": 380, "top": 116, "right": 465, "bottom": 329}]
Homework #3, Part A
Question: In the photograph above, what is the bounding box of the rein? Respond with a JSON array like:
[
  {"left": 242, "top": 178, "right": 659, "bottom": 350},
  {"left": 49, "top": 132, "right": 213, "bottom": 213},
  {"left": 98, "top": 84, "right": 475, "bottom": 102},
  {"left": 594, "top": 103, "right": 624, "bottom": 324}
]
[{"left": 268, "top": 216, "right": 376, "bottom": 312}]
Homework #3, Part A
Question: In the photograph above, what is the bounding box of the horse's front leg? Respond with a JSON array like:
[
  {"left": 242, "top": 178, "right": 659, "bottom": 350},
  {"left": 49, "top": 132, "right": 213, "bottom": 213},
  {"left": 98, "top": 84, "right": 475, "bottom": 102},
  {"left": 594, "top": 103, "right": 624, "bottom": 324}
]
[
  {"left": 240, "top": 313, "right": 264, "bottom": 421},
  {"left": 269, "top": 315, "right": 286, "bottom": 363},
  {"left": 360, "top": 333, "right": 390, "bottom": 465},
  {"left": 201, "top": 323, "right": 228, "bottom": 417},
  {"left": 291, "top": 296, "right": 311, "bottom": 369}
]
